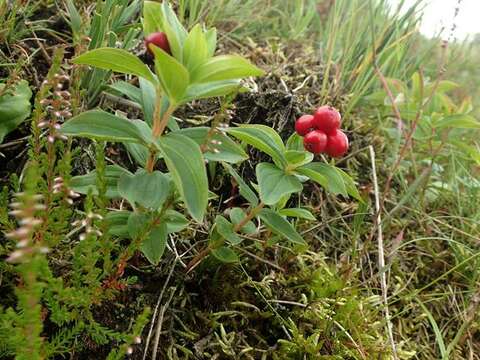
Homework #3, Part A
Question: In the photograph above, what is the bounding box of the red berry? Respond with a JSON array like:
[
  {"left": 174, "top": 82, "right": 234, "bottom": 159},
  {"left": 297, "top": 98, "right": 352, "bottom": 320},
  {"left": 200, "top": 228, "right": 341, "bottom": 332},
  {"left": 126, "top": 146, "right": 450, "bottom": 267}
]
[
  {"left": 295, "top": 115, "right": 314, "bottom": 136},
  {"left": 326, "top": 129, "right": 349, "bottom": 158},
  {"left": 313, "top": 106, "right": 341, "bottom": 135},
  {"left": 303, "top": 130, "right": 327, "bottom": 154},
  {"left": 145, "top": 32, "right": 171, "bottom": 56}
]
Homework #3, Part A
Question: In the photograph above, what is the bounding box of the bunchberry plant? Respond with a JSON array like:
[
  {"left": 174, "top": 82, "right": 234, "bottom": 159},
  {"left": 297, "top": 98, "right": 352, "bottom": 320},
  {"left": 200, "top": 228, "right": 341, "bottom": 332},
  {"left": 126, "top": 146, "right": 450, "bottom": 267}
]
[{"left": 60, "top": 2, "right": 360, "bottom": 269}]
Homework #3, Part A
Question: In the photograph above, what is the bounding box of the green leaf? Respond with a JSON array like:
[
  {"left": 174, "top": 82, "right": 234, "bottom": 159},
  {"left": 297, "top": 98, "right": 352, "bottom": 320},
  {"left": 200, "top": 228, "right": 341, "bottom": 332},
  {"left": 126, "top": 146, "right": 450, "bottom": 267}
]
[
  {"left": 297, "top": 162, "right": 347, "bottom": 196},
  {"left": 105, "top": 210, "right": 131, "bottom": 238},
  {"left": 0, "top": 80, "right": 32, "bottom": 143},
  {"left": 160, "top": 2, "right": 187, "bottom": 61},
  {"left": 157, "top": 133, "right": 208, "bottom": 222},
  {"left": 127, "top": 212, "right": 150, "bottom": 239},
  {"left": 163, "top": 210, "right": 189, "bottom": 233},
  {"left": 286, "top": 133, "right": 305, "bottom": 151},
  {"left": 65, "top": 0, "right": 82, "bottom": 37},
  {"left": 215, "top": 215, "right": 242, "bottom": 245},
  {"left": 222, "top": 163, "right": 259, "bottom": 206},
  {"left": 140, "top": 78, "right": 156, "bottom": 126},
  {"left": 259, "top": 208, "right": 305, "bottom": 245},
  {"left": 211, "top": 246, "right": 239, "bottom": 263},
  {"left": 118, "top": 170, "right": 171, "bottom": 209},
  {"left": 182, "top": 80, "right": 242, "bottom": 102},
  {"left": 60, "top": 110, "right": 152, "bottom": 144},
  {"left": 183, "top": 24, "right": 208, "bottom": 72},
  {"left": 256, "top": 163, "right": 302, "bottom": 205},
  {"left": 436, "top": 114, "right": 480, "bottom": 129},
  {"left": 279, "top": 208, "right": 316, "bottom": 220},
  {"left": 70, "top": 165, "right": 132, "bottom": 198},
  {"left": 335, "top": 168, "right": 363, "bottom": 201},
  {"left": 426, "top": 80, "right": 459, "bottom": 94},
  {"left": 141, "top": 223, "right": 168, "bottom": 265},
  {"left": 228, "top": 124, "right": 286, "bottom": 167},
  {"left": 73, "top": 48, "right": 156, "bottom": 84},
  {"left": 285, "top": 150, "right": 313, "bottom": 168},
  {"left": 205, "top": 28, "right": 217, "bottom": 57},
  {"left": 151, "top": 46, "right": 190, "bottom": 103},
  {"left": 230, "top": 208, "right": 256, "bottom": 234},
  {"left": 124, "top": 119, "right": 157, "bottom": 166},
  {"left": 108, "top": 81, "right": 142, "bottom": 104},
  {"left": 143, "top": 1, "right": 163, "bottom": 35},
  {"left": 179, "top": 127, "right": 248, "bottom": 163},
  {"left": 191, "top": 55, "right": 264, "bottom": 83}
]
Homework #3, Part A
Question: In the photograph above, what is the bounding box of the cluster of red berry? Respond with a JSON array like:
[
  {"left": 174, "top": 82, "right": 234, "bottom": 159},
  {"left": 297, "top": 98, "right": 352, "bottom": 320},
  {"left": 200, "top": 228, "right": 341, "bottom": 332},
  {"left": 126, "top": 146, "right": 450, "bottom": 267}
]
[{"left": 295, "top": 106, "right": 349, "bottom": 158}]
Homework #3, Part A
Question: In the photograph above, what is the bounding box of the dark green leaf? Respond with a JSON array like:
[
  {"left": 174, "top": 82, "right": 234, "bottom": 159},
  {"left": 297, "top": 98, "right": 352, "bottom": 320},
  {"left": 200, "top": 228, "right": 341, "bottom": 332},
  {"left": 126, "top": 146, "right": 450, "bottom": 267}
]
[
  {"left": 118, "top": 170, "right": 171, "bottom": 209},
  {"left": 73, "top": 48, "right": 156, "bottom": 84},
  {"left": 141, "top": 223, "right": 168, "bottom": 265},
  {"left": 297, "top": 162, "right": 347, "bottom": 196},
  {"left": 140, "top": 78, "right": 156, "bottom": 126},
  {"left": 335, "top": 168, "right": 363, "bottom": 201},
  {"left": 108, "top": 81, "right": 142, "bottom": 104},
  {"left": 127, "top": 212, "right": 150, "bottom": 239},
  {"left": 105, "top": 211, "right": 131, "bottom": 237},
  {"left": 0, "top": 80, "right": 32, "bottom": 143},
  {"left": 163, "top": 210, "right": 189, "bottom": 233},
  {"left": 222, "top": 163, "right": 259, "bottom": 206},
  {"left": 70, "top": 165, "right": 132, "bottom": 198},
  {"left": 228, "top": 125, "right": 286, "bottom": 167},
  {"left": 211, "top": 246, "right": 239, "bottom": 263},
  {"left": 179, "top": 127, "right": 248, "bottom": 163},
  {"left": 259, "top": 208, "right": 305, "bottom": 245},
  {"left": 60, "top": 110, "right": 152, "bottom": 144},
  {"left": 215, "top": 215, "right": 242, "bottom": 245},
  {"left": 256, "top": 163, "right": 302, "bottom": 205},
  {"left": 279, "top": 208, "right": 316, "bottom": 220},
  {"left": 230, "top": 208, "right": 256, "bottom": 234},
  {"left": 158, "top": 133, "right": 208, "bottom": 222},
  {"left": 124, "top": 119, "right": 156, "bottom": 166}
]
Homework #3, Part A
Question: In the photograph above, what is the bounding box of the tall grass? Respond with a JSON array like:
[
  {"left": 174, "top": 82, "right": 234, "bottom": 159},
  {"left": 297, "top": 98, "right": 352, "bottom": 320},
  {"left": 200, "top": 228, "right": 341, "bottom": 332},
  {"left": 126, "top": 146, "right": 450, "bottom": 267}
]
[
  {"left": 314, "top": 0, "right": 431, "bottom": 113},
  {"left": 175, "top": 0, "right": 318, "bottom": 40}
]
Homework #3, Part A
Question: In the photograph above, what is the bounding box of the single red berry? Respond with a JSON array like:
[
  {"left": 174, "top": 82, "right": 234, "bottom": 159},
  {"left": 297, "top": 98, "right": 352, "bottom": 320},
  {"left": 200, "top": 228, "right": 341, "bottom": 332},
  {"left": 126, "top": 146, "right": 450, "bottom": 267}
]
[
  {"left": 312, "top": 105, "right": 341, "bottom": 135},
  {"left": 145, "top": 32, "right": 171, "bottom": 56},
  {"left": 295, "top": 115, "right": 314, "bottom": 136},
  {"left": 303, "top": 130, "right": 328, "bottom": 154},
  {"left": 326, "top": 129, "right": 349, "bottom": 158}
]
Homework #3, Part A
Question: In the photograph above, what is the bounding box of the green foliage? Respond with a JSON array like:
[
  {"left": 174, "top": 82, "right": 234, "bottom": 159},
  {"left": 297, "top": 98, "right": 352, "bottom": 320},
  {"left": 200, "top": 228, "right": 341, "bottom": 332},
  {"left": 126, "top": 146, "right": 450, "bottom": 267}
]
[
  {"left": 74, "top": 48, "right": 157, "bottom": 84},
  {"left": 9, "top": 1, "right": 472, "bottom": 359},
  {"left": 0, "top": 80, "right": 32, "bottom": 143}
]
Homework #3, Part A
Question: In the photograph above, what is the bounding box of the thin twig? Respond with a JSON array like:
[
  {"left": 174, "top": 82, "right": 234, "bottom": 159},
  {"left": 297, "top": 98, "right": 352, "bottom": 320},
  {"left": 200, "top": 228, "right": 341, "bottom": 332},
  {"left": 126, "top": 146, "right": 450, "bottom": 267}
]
[
  {"left": 369, "top": 145, "right": 398, "bottom": 359},
  {"left": 151, "top": 286, "right": 177, "bottom": 360},
  {"left": 142, "top": 260, "right": 177, "bottom": 360}
]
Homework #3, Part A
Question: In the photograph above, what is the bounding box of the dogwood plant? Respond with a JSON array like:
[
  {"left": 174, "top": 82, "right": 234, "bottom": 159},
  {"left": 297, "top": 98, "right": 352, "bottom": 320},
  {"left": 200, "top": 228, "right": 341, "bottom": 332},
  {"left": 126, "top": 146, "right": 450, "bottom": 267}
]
[{"left": 60, "top": 2, "right": 360, "bottom": 267}]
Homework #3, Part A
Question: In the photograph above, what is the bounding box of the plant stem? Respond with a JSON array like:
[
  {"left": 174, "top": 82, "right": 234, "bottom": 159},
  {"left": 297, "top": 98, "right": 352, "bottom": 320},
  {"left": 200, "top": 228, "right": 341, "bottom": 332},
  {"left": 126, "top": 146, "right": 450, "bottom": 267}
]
[
  {"left": 233, "top": 202, "right": 264, "bottom": 232},
  {"left": 186, "top": 202, "right": 265, "bottom": 273},
  {"left": 146, "top": 92, "right": 176, "bottom": 172}
]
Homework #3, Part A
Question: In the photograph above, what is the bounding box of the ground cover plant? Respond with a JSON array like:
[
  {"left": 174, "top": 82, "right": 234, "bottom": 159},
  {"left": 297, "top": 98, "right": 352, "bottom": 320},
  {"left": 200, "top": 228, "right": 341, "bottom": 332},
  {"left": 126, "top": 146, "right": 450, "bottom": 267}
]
[{"left": 1, "top": 0, "right": 480, "bottom": 359}]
